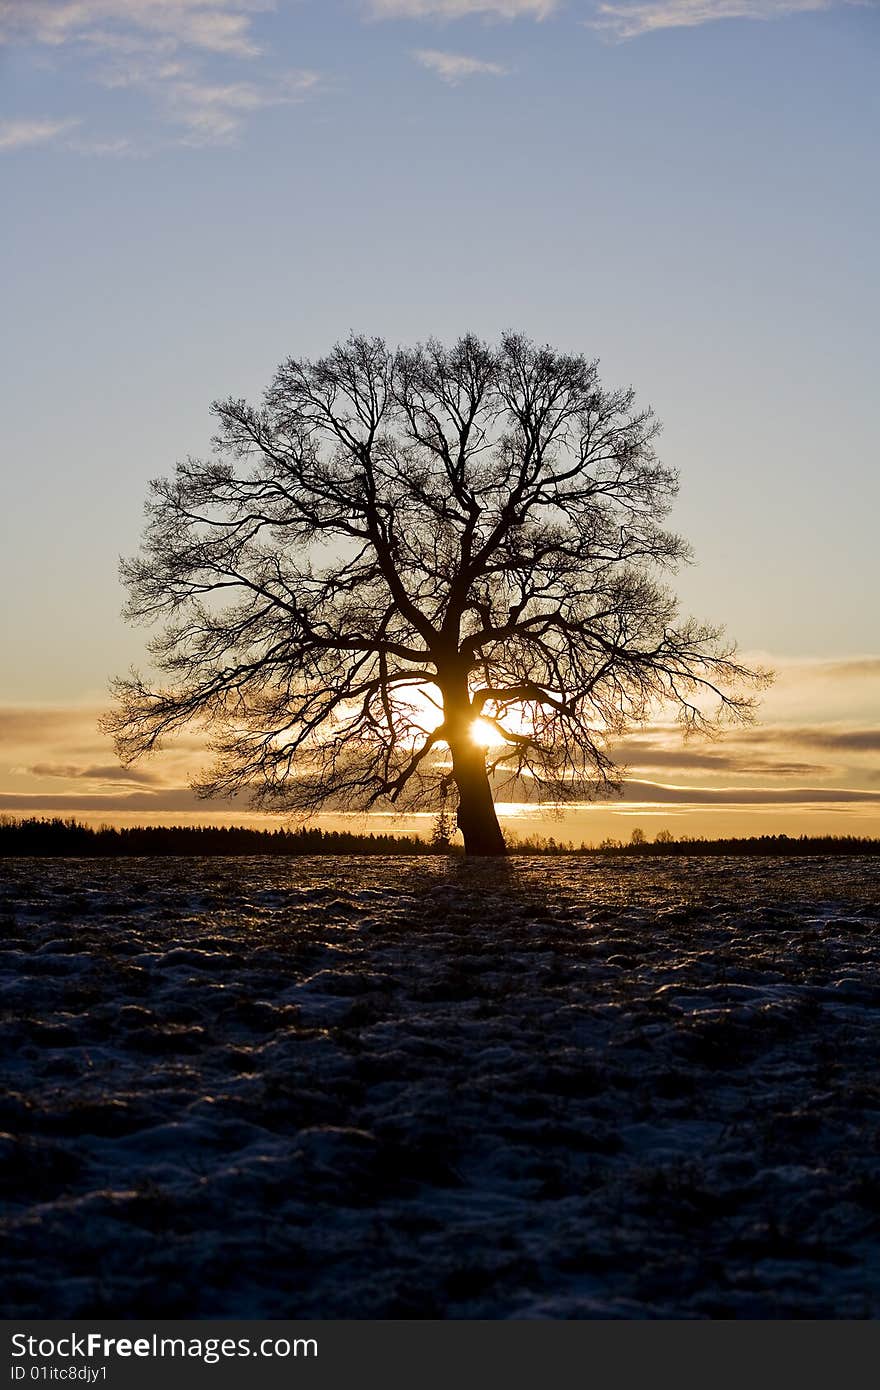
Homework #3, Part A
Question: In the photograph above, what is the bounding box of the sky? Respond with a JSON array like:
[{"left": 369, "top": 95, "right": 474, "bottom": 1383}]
[{"left": 1, "top": 0, "right": 878, "bottom": 841}]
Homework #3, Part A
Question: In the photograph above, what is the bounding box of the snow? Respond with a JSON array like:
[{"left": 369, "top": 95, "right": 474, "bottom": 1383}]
[{"left": 2, "top": 853, "right": 880, "bottom": 1318}]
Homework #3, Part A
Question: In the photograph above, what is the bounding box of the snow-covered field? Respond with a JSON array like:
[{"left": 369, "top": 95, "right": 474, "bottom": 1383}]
[{"left": 2, "top": 854, "right": 880, "bottom": 1318}]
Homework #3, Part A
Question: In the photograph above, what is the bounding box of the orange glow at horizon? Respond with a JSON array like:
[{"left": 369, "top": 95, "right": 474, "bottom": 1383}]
[{"left": 3, "top": 656, "right": 880, "bottom": 841}]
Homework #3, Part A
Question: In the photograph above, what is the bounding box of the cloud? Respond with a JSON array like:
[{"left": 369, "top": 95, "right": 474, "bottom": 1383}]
[
  {"left": 619, "top": 779, "right": 880, "bottom": 805},
  {"left": 367, "top": 0, "right": 557, "bottom": 18},
  {"left": 26, "top": 762, "right": 158, "bottom": 785},
  {"left": 0, "top": 2, "right": 322, "bottom": 147},
  {"left": 0, "top": 702, "right": 207, "bottom": 755},
  {"left": 64, "top": 135, "right": 134, "bottom": 156},
  {"left": 814, "top": 657, "right": 880, "bottom": 681},
  {"left": 368, "top": 0, "right": 851, "bottom": 22},
  {"left": 0, "top": 788, "right": 240, "bottom": 813},
  {"left": 589, "top": 0, "right": 854, "bottom": 41},
  {"left": 158, "top": 70, "right": 320, "bottom": 142},
  {"left": 0, "top": 2, "right": 270, "bottom": 59},
  {"left": 413, "top": 47, "right": 510, "bottom": 80},
  {"left": 610, "top": 715, "right": 880, "bottom": 777},
  {"left": 4, "top": 777, "right": 880, "bottom": 819},
  {"left": 0, "top": 703, "right": 209, "bottom": 801},
  {"left": 611, "top": 738, "right": 829, "bottom": 776},
  {"left": 743, "top": 725, "right": 880, "bottom": 753},
  {"left": 741, "top": 654, "right": 880, "bottom": 683},
  {"left": 0, "top": 117, "right": 80, "bottom": 151},
  {"left": 0, "top": 704, "right": 103, "bottom": 743}
]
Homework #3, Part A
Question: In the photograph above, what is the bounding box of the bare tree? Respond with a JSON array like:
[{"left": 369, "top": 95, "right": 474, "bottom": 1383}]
[{"left": 104, "top": 333, "right": 768, "bottom": 855}]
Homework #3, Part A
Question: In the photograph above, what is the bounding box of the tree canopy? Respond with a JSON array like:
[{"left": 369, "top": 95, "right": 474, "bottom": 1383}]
[{"left": 105, "top": 333, "right": 768, "bottom": 854}]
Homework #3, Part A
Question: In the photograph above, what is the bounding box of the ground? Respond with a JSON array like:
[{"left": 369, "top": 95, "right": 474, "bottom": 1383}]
[{"left": 2, "top": 854, "right": 880, "bottom": 1318}]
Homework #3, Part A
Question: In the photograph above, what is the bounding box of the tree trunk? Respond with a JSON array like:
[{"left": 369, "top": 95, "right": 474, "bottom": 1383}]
[
  {"left": 449, "top": 736, "right": 507, "bottom": 856},
  {"left": 439, "top": 668, "right": 507, "bottom": 856}
]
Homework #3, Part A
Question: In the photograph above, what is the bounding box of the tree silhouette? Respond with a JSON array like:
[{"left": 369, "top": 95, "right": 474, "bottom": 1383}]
[{"left": 105, "top": 333, "right": 767, "bottom": 855}]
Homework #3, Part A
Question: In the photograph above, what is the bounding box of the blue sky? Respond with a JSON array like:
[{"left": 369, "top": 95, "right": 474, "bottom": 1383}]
[{"left": 1, "top": 0, "right": 878, "bottom": 834}]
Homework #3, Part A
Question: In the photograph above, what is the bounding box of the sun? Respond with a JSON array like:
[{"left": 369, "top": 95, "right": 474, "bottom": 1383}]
[{"left": 469, "top": 717, "right": 507, "bottom": 748}]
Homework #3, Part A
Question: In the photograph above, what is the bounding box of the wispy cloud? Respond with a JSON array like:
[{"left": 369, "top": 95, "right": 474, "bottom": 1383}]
[
  {"left": 589, "top": 0, "right": 852, "bottom": 42},
  {"left": 0, "top": 2, "right": 271, "bottom": 59},
  {"left": 367, "top": 0, "right": 557, "bottom": 18},
  {"left": 810, "top": 657, "right": 880, "bottom": 681},
  {"left": 164, "top": 72, "right": 319, "bottom": 141},
  {"left": 0, "top": 789, "right": 235, "bottom": 813},
  {"left": 64, "top": 135, "right": 134, "bottom": 156},
  {"left": 414, "top": 47, "right": 510, "bottom": 80},
  {"left": 95, "top": 63, "right": 322, "bottom": 143},
  {"left": 0, "top": 702, "right": 206, "bottom": 799},
  {"left": 744, "top": 724, "right": 880, "bottom": 753},
  {"left": 26, "top": 762, "right": 158, "bottom": 785},
  {"left": 619, "top": 779, "right": 880, "bottom": 804},
  {"left": 0, "top": 2, "right": 322, "bottom": 147},
  {"left": 0, "top": 117, "right": 79, "bottom": 152},
  {"left": 0, "top": 704, "right": 103, "bottom": 744},
  {"left": 10, "top": 777, "right": 877, "bottom": 816},
  {"left": 610, "top": 737, "right": 830, "bottom": 777}
]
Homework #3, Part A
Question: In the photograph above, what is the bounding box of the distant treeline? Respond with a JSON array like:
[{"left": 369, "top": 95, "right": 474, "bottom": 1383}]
[
  {"left": 593, "top": 833, "right": 880, "bottom": 857},
  {"left": 1, "top": 817, "right": 880, "bottom": 858},
  {"left": 514, "top": 828, "right": 878, "bottom": 850},
  {"left": 516, "top": 832, "right": 880, "bottom": 856},
  {"left": 0, "top": 817, "right": 437, "bottom": 857}
]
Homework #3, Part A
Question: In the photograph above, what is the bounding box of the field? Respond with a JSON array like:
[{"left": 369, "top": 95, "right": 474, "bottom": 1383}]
[{"left": 2, "top": 854, "right": 880, "bottom": 1318}]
